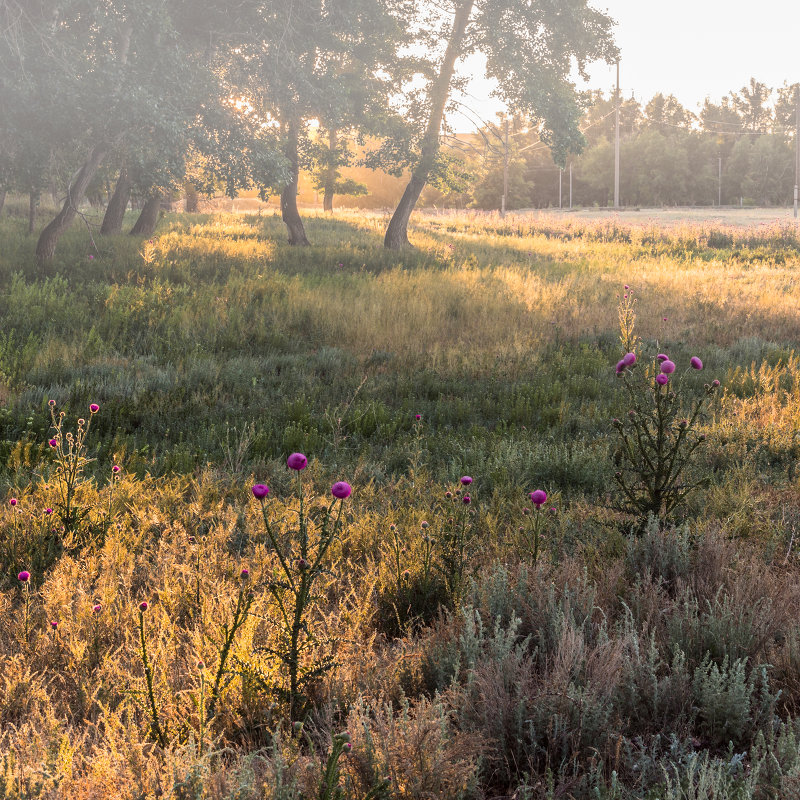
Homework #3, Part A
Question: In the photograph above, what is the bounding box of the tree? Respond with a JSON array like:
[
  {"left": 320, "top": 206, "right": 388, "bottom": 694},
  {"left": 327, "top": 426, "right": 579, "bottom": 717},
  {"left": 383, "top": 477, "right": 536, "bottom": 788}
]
[{"left": 383, "top": 0, "right": 617, "bottom": 248}]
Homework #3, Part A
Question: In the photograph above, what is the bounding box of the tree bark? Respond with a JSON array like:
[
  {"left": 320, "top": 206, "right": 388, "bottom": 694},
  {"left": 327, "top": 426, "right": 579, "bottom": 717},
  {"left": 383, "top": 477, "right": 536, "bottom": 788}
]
[
  {"left": 280, "top": 121, "right": 310, "bottom": 245},
  {"left": 100, "top": 167, "right": 131, "bottom": 234},
  {"left": 36, "top": 143, "right": 108, "bottom": 265},
  {"left": 28, "top": 191, "right": 38, "bottom": 234},
  {"left": 384, "top": 0, "right": 474, "bottom": 249},
  {"left": 323, "top": 128, "right": 336, "bottom": 213},
  {"left": 129, "top": 192, "right": 162, "bottom": 236}
]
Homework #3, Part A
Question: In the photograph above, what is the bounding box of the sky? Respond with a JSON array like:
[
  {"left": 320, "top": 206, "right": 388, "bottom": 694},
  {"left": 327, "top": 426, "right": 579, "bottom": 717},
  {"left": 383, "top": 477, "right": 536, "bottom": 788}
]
[{"left": 453, "top": 0, "right": 800, "bottom": 132}]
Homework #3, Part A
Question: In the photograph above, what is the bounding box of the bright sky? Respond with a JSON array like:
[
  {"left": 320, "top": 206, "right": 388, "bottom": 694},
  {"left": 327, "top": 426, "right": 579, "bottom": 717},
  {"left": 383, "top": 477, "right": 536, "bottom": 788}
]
[{"left": 453, "top": 0, "right": 800, "bottom": 131}]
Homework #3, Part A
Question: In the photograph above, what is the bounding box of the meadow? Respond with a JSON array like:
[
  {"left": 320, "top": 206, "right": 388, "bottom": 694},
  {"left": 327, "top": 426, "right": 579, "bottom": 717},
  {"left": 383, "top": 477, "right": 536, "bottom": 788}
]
[{"left": 3, "top": 200, "right": 800, "bottom": 798}]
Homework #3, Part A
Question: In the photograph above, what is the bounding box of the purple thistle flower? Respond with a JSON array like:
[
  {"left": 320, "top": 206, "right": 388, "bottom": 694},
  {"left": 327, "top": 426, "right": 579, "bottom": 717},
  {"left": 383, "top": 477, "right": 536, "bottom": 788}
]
[
  {"left": 462, "top": 494, "right": 471, "bottom": 504},
  {"left": 112, "top": 465, "right": 121, "bottom": 474},
  {"left": 712, "top": 379, "right": 720, "bottom": 387},
  {"left": 9, "top": 498, "right": 17, "bottom": 506},
  {"left": 656, "top": 373, "right": 669, "bottom": 386},
  {"left": 660, "top": 360, "right": 676, "bottom": 374},
  {"left": 616, "top": 360, "right": 626, "bottom": 374},
  {"left": 460, "top": 476, "right": 473, "bottom": 485},
  {"left": 90, "top": 403, "right": 99, "bottom": 413},
  {"left": 93, "top": 603, "right": 102, "bottom": 613},
  {"left": 139, "top": 601, "right": 148, "bottom": 612},
  {"left": 49, "top": 438, "right": 57, "bottom": 448},
  {"left": 50, "top": 620, "right": 58, "bottom": 630},
  {"left": 252, "top": 483, "right": 270, "bottom": 499},
  {"left": 657, "top": 353, "right": 669, "bottom": 362},
  {"left": 529, "top": 490, "right": 547, "bottom": 507},
  {"left": 414, "top": 413, "right": 421, "bottom": 420},
  {"left": 690, "top": 356, "right": 703, "bottom": 370},
  {"left": 45, "top": 508, "right": 53, "bottom": 515},
  {"left": 240, "top": 568, "right": 250, "bottom": 579},
  {"left": 331, "top": 481, "right": 352, "bottom": 499},
  {"left": 17, "top": 570, "right": 30, "bottom": 582},
  {"left": 623, "top": 284, "right": 629, "bottom": 290},
  {"left": 287, "top": 452, "right": 308, "bottom": 471},
  {"left": 88, "top": 254, "right": 94, "bottom": 260},
  {"left": 622, "top": 352, "right": 636, "bottom": 366}
]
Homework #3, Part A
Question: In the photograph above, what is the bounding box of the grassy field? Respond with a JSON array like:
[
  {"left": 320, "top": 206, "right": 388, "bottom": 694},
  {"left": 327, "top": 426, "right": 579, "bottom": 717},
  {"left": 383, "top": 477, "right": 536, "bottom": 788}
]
[{"left": 3, "top": 201, "right": 800, "bottom": 797}]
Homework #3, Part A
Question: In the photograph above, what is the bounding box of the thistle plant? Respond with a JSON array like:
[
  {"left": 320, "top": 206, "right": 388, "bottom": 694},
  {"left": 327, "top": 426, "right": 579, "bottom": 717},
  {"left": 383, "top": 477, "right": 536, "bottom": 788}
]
[
  {"left": 613, "top": 347, "right": 718, "bottom": 521},
  {"left": 618, "top": 284, "right": 640, "bottom": 355},
  {"left": 523, "top": 490, "right": 548, "bottom": 564},
  {"left": 47, "top": 401, "right": 99, "bottom": 538},
  {"left": 252, "top": 454, "right": 351, "bottom": 722},
  {"left": 437, "top": 477, "right": 477, "bottom": 600},
  {"left": 17, "top": 570, "right": 31, "bottom": 644},
  {"left": 207, "top": 568, "right": 255, "bottom": 719},
  {"left": 136, "top": 601, "right": 167, "bottom": 748}
]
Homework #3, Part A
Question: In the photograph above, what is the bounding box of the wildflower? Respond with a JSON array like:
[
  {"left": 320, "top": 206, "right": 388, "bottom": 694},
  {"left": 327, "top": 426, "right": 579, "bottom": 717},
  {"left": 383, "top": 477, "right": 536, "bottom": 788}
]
[
  {"left": 295, "top": 558, "right": 309, "bottom": 571},
  {"left": 9, "top": 498, "right": 17, "bottom": 506},
  {"left": 616, "top": 360, "right": 626, "bottom": 374},
  {"left": 112, "top": 465, "right": 121, "bottom": 474},
  {"left": 251, "top": 483, "right": 270, "bottom": 499},
  {"left": 712, "top": 379, "right": 720, "bottom": 388},
  {"left": 17, "top": 570, "right": 30, "bottom": 582},
  {"left": 240, "top": 568, "right": 250, "bottom": 579},
  {"left": 460, "top": 476, "right": 473, "bottom": 485},
  {"left": 690, "top": 356, "right": 703, "bottom": 370},
  {"left": 402, "top": 569, "right": 410, "bottom": 579},
  {"left": 529, "top": 490, "right": 547, "bottom": 508},
  {"left": 48, "top": 399, "right": 56, "bottom": 407},
  {"left": 92, "top": 603, "right": 102, "bottom": 613},
  {"left": 624, "top": 284, "right": 629, "bottom": 290},
  {"left": 656, "top": 374, "right": 669, "bottom": 386},
  {"left": 49, "top": 438, "right": 57, "bottom": 448},
  {"left": 88, "top": 254, "right": 94, "bottom": 260},
  {"left": 197, "top": 660, "right": 205, "bottom": 670},
  {"left": 287, "top": 452, "right": 308, "bottom": 471},
  {"left": 90, "top": 404, "right": 99, "bottom": 413},
  {"left": 45, "top": 508, "right": 52, "bottom": 515},
  {"left": 660, "top": 360, "right": 676, "bottom": 374},
  {"left": 139, "top": 601, "right": 148, "bottom": 612},
  {"left": 657, "top": 353, "right": 669, "bottom": 362},
  {"left": 462, "top": 494, "right": 471, "bottom": 504},
  {"left": 663, "top": 317, "right": 668, "bottom": 322},
  {"left": 343, "top": 742, "right": 352, "bottom": 753},
  {"left": 444, "top": 491, "right": 452, "bottom": 499},
  {"left": 331, "top": 481, "right": 352, "bottom": 499},
  {"left": 389, "top": 523, "right": 396, "bottom": 532},
  {"left": 414, "top": 413, "right": 421, "bottom": 420},
  {"left": 50, "top": 620, "right": 58, "bottom": 630},
  {"left": 622, "top": 352, "right": 636, "bottom": 366},
  {"left": 420, "top": 521, "right": 429, "bottom": 529}
]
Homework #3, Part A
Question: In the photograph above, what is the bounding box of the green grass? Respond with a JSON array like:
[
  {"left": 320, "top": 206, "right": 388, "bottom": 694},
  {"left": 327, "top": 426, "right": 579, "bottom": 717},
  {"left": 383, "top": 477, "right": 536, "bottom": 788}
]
[{"left": 4, "top": 203, "right": 800, "bottom": 798}]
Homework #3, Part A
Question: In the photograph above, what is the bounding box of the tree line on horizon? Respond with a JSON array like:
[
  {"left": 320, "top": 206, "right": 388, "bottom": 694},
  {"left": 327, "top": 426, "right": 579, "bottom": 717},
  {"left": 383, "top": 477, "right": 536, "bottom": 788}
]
[{"left": 6, "top": 3, "right": 797, "bottom": 264}]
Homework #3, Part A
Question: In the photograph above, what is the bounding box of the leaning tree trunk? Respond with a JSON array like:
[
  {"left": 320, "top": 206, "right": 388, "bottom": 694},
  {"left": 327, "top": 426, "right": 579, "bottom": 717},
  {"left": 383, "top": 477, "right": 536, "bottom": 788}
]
[
  {"left": 323, "top": 128, "right": 337, "bottom": 213},
  {"left": 100, "top": 167, "right": 132, "bottom": 234},
  {"left": 129, "top": 192, "right": 162, "bottom": 236},
  {"left": 280, "top": 121, "right": 310, "bottom": 245},
  {"left": 384, "top": 0, "right": 474, "bottom": 249},
  {"left": 36, "top": 143, "right": 108, "bottom": 265},
  {"left": 0, "top": 189, "right": 6, "bottom": 216},
  {"left": 28, "top": 191, "right": 38, "bottom": 234}
]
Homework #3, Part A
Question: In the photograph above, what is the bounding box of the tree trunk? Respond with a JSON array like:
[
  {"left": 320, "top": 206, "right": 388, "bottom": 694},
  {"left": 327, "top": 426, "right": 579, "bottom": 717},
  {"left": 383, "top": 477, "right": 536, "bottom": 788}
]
[
  {"left": 36, "top": 143, "right": 108, "bottom": 265},
  {"left": 129, "top": 192, "right": 162, "bottom": 236},
  {"left": 280, "top": 121, "right": 310, "bottom": 245},
  {"left": 384, "top": 0, "right": 474, "bottom": 249},
  {"left": 323, "top": 128, "right": 336, "bottom": 213},
  {"left": 184, "top": 181, "right": 199, "bottom": 212},
  {"left": 28, "top": 191, "right": 38, "bottom": 234},
  {"left": 100, "top": 167, "right": 131, "bottom": 234},
  {"left": 0, "top": 189, "right": 6, "bottom": 216}
]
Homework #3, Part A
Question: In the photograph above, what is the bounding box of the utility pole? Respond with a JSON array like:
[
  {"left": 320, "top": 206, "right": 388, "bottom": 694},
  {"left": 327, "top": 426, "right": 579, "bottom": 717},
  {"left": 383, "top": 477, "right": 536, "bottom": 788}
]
[
  {"left": 501, "top": 115, "right": 509, "bottom": 217},
  {"left": 794, "top": 98, "right": 799, "bottom": 219},
  {"left": 569, "top": 162, "right": 573, "bottom": 209},
  {"left": 559, "top": 168, "right": 562, "bottom": 208},
  {"left": 718, "top": 156, "right": 722, "bottom": 207},
  {"left": 614, "top": 59, "right": 620, "bottom": 208}
]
